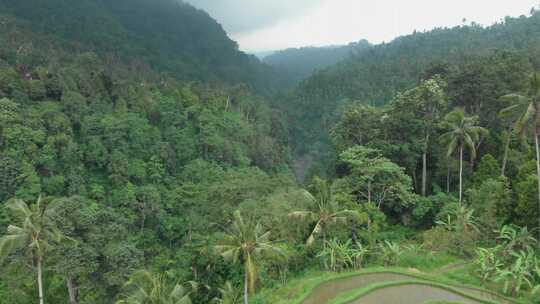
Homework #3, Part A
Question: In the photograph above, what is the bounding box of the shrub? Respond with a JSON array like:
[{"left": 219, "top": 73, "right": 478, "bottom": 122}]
[
  {"left": 422, "top": 226, "right": 455, "bottom": 252},
  {"left": 379, "top": 240, "right": 403, "bottom": 266}
]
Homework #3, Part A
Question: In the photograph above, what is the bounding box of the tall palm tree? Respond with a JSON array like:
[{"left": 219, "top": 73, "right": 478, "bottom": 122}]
[
  {"left": 440, "top": 109, "right": 488, "bottom": 203},
  {"left": 500, "top": 73, "right": 540, "bottom": 236},
  {"left": 215, "top": 211, "right": 283, "bottom": 304},
  {"left": 116, "top": 270, "right": 197, "bottom": 304},
  {"left": 289, "top": 178, "right": 359, "bottom": 247},
  {"left": 499, "top": 120, "right": 514, "bottom": 177},
  {"left": 0, "top": 197, "right": 61, "bottom": 304}
]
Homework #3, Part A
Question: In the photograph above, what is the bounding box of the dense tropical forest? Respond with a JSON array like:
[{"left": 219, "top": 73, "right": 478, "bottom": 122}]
[
  {"left": 262, "top": 40, "right": 371, "bottom": 85},
  {"left": 0, "top": 1, "right": 539, "bottom": 304}
]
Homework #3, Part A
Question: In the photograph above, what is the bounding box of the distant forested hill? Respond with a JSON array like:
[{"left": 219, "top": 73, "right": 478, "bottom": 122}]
[
  {"left": 0, "top": 0, "right": 288, "bottom": 95},
  {"left": 263, "top": 40, "right": 371, "bottom": 84},
  {"left": 279, "top": 12, "right": 540, "bottom": 158}
]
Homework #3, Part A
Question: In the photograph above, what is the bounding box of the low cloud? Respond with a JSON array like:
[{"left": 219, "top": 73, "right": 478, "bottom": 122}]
[{"left": 186, "top": 0, "right": 323, "bottom": 34}]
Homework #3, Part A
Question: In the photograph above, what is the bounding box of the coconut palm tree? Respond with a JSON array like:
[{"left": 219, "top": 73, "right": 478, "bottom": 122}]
[
  {"left": 499, "top": 118, "right": 517, "bottom": 177},
  {"left": 440, "top": 108, "right": 488, "bottom": 203},
  {"left": 289, "top": 178, "right": 359, "bottom": 246},
  {"left": 116, "top": 270, "right": 197, "bottom": 304},
  {"left": 215, "top": 211, "right": 283, "bottom": 304},
  {"left": 0, "top": 197, "right": 62, "bottom": 304},
  {"left": 500, "top": 73, "right": 540, "bottom": 235}
]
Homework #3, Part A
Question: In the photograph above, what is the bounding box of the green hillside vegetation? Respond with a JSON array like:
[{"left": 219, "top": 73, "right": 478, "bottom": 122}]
[
  {"left": 263, "top": 40, "right": 371, "bottom": 85},
  {"left": 0, "top": 5, "right": 294, "bottom": 303},
  {"left": 279, "top": 11, "right": 540, "bottom": 159},
  {"left": 0, "top": 0, "right": 289, "bottom": 95},
  {"left": 0, "top": 1, "right": 539, "bottom": 304}
]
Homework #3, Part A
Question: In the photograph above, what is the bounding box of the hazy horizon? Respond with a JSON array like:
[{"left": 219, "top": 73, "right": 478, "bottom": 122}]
[{"left": 187, "top": 0, "right": 540, "bottom": 52}]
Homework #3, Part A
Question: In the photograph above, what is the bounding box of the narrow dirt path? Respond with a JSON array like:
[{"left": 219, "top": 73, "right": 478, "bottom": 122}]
[{"left": 433, "top": 262, "right": 471, "bottom": 274}]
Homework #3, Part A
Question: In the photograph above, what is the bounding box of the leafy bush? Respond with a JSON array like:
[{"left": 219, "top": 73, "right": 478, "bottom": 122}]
[
  {"left": 411, "top": 192, "right": 454, "bottom": 228},
  {"left": 379, "top": 241, "right": 403, "bottom": 266},
  {"left": 317, "top": 239, "right": 370, "bottom": 272},
  {"left": 474, "top": 247, "right": 503, "bottom": 283},
  {"left": 474, "top": 225, "right": 540, "bottom": 296},
  {"left": 434, "top": 203, "right": 480, "bottom": 256},
  {"left": 422, "top": 227, "right": 455, "bottom": 252}
]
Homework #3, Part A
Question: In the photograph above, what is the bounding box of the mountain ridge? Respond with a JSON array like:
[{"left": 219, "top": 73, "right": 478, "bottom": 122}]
[{"left": 0, "top": 0, "right": 289, "bottom": 95}]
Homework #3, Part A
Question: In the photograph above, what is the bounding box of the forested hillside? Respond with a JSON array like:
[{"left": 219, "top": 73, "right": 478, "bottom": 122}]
[
  {"left": 263, "top": 40, "right": 371, "bottom": 84},
  {"left": 0, "top": 2, "right": 297, "bottom": 303},
  {"left": 0, "top": 0, "right": 288, "bottom": 95},
  {"left": 1, "top": 1, "right": 540, "bottom": 304},
  {"left": 280, "top": 12, "right": 540, "bottom": 160}
]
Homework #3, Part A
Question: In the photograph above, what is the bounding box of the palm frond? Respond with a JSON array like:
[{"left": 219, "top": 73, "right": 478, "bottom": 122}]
[
  {"left": 463, "top": 133, "right": 477, "bottom": 159},
  {"left": 287, "top": 211, "right": 314, "bottom": 220},
  {"left": 5, "top": 199, "right": 32, "bottom": 221},
  {"left": 0, "top": 233, "right": 27, "bottom": 260},
  {"left": 446, "top": 137, "right": 458, "bottom": 157},
  {"left": 515, "top": 102, "right": 536, "bottom": 135}
]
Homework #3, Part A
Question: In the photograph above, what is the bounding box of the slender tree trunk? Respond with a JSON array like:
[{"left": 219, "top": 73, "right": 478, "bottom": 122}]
[
  {"left": 421, "top": 153, "right": 427, "bottom": 195},
  {"left": 67, "top": 277, "right": 78, "bottom": 304},
  {"left": 245, "top": 254, "right": 255, "bottom": 301},
  {"left": 367, "top": 181, "right": 372, "bottom": 204},
  {"left": 244, "top": 268, "right": 249, "bottom": 304},
  {"left": 422, "top": 133, "right": 430, "bottom": 196},
  {"left": 412, "top": 168, "right": 418, "bottom": 193},
  {"left": 501, "top": 123, "right": 512, "bottom": 176},
  {"left": 140, "top": 212, "right": 146, "bottom": 233},
  {"left": 446, "top": 165, "right": 451, "bottom": 193},
  {"left": 534, "top": 127, "right": 540, "bottom": 242},
  {"left": 37, "top": 256, "right": 44, "bottom": 304},
  {"left": 471, "top": 137, "right": 485, "bottom": 172},
  {"left": 459, "top": 145, "right": 464, "bottom": 204}
]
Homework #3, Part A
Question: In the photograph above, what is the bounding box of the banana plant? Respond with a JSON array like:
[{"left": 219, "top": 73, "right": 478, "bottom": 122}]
[
  {"left": 380, "top": 241, "right": 403, "bottom": 266},
  {"left": 496, "top": 225, "right": 537, "bottom": 255},
  {"left": 474, "top": 247, "right": 503, "bottom": 283},
  {"left": 531, "top": 256, "right": 540, "bottom": 296},
  {"left": 494, "top": 250, "right": 535, "bottom": 295},
  {"left": 317, "top": 239, "right": 353, "bottom": 272},
  {"left": 436, "top": 204, "right": 479, "bottom": 234},
  {"left": 350, "top": 242, "right": 369, "bottom": 269}
]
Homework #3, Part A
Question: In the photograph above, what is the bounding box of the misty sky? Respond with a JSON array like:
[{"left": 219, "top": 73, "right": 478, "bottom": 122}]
[{"left": 187, "top": 0, "right": 540, "bottom": 52}]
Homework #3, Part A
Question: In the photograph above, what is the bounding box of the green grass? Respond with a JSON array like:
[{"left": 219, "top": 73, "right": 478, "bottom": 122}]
[
  {"left": 441, "top": 264, "right": 484, "bottom": 286},
  {"left": 396, "top": 250, "right": 460, "bottom": 271}
]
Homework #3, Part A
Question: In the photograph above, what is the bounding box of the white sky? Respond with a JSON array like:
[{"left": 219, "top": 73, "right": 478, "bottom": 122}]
[{"left": 188, "top": 0, "right": 540, "bottom": 52}]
